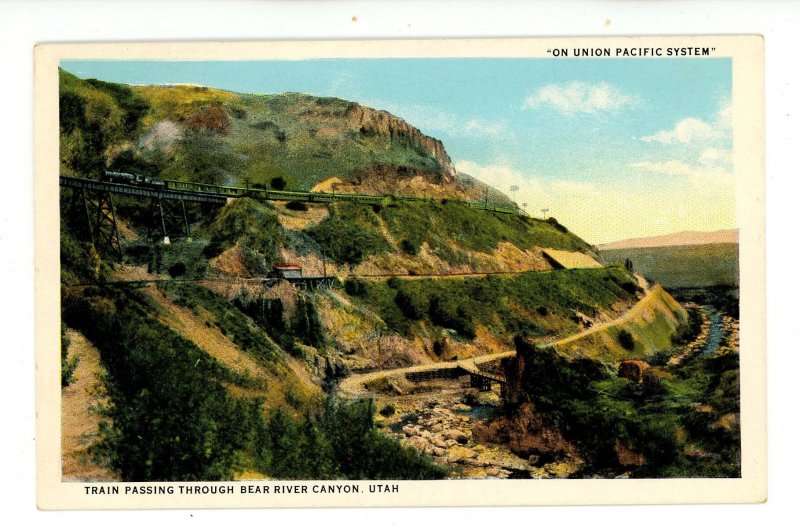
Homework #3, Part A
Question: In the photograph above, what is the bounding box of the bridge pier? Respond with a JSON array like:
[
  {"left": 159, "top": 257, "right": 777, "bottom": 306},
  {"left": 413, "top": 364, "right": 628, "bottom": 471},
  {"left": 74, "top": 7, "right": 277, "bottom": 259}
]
[
  {"left": 67, "top": 187, "right": 94, "bottom": 244},
  {"left": 469, "top": 373, "right": 493, "bottom": 392},
  {"left": 147, "top": 197, "right": 191, "bottom": 243},
  {"left": 66, "top": 187, "right": 122, "bottom": 261}
]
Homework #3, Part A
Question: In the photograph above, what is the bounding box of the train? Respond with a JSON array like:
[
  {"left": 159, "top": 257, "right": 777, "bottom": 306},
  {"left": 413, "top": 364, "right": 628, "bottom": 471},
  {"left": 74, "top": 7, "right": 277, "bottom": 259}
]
[
  {"left": 99, "top": 170, "right": 524, "bottom": 216},
  {"left": 102, "top": 170, "right": 167, "bottom": 189}
]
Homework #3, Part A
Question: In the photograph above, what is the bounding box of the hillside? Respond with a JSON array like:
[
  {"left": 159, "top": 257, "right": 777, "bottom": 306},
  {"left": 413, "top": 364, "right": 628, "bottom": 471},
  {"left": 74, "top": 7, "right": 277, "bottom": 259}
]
[
  {"left": 502, "top": 333, "right": 740, "bottom": 478},
  {"left": 56, "top": 68, "right": 733, "bottom": 481},
  {"left": 598, "top": 229, "right": 738, "bottom": 250},
  {"left": 58, "top": 69, "right": 503, "bottom": 203},
  {"left": 552, "top": 285, "right": 688, "bottom": 362},
  {"left": 600, "top": 243, "right": 739, "bottom": 288}
]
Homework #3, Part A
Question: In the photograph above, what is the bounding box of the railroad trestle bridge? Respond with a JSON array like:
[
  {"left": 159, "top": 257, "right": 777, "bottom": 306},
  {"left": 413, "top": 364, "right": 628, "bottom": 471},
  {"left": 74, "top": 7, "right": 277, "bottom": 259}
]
[{"left": 60, "top": 173, "right": 526, "bottom": 261}]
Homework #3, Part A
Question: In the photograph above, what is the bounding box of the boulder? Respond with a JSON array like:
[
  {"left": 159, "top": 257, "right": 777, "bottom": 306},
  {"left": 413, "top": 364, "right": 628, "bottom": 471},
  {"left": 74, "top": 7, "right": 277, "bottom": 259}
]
[
  {"left": 446, "top": 446, "right": 477, "bottom": 463},
  {"left": 618, "top": 359, "right": 651, "bottom": 383},
  {"left": 443, "top": 428, "right": 467, "bottom": 440}
]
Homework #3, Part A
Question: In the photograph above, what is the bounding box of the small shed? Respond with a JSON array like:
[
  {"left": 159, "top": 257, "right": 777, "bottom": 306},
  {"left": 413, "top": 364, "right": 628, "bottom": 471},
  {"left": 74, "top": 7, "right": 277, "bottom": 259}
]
[{"left": 273, "top": 263, "right": 303, "bottom": 279}]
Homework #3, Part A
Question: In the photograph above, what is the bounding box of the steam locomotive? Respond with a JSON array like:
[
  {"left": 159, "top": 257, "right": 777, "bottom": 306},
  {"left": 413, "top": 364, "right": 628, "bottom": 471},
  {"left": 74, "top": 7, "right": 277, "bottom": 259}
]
[{"left": 102, "top": 170, "right": 167, "bottom": 189}]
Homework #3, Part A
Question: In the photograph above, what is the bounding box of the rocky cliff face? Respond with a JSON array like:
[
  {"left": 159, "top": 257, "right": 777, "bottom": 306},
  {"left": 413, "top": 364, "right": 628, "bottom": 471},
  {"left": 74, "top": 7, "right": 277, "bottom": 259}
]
[{"left": 346, "top": 104, "right": 456, "bottom": 184}]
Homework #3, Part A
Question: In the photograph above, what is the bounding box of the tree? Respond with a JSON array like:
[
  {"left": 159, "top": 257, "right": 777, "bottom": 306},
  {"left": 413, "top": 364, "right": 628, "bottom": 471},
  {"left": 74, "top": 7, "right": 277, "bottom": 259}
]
[
  {"left": 394, "top": 288, "right": 426, "bottom": 320},
  {"left": 270, "top": 176, "right": 287, "bottom": 190},
  {"left": 624, "top": 258, "right": 634, "bottom": 272},
  {"left": 265, "top": 407, "right": 302, "bottom": 478},
  {"left": 292, "top": 294, "right": 325, "bottom": 348},
  {"left": 618, "top": 329, "right": 635, "bottom": 350}
]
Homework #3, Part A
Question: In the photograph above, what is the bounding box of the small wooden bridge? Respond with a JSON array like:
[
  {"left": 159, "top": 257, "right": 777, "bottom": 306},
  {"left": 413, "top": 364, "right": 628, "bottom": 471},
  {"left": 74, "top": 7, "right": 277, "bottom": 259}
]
[{"left": 339, "top": 350, "right": 514, "bottom": 397}]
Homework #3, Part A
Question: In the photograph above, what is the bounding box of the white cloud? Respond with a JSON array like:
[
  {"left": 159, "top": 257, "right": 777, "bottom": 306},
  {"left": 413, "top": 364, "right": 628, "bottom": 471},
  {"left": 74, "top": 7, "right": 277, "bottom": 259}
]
[
  {"left": 456, "top": 160, "right": 529, "bottom": 188},
  {"left": 640, "top": 117, "right": 718, "bottom": 144},
  {"left": 629, "top": 150, "right": 733, "bottom": 192},
  {"left": 463, "top": 119, "right": 508, "bottom": 138},
  {"left": 640, "top": 97, "right": 732, "bottom": 145},
  {"left": 522, "top": 81, "right": 639, "bottom": 116},
  {"left": 698, "top": 147, "right": 733, "bottom": 166}
]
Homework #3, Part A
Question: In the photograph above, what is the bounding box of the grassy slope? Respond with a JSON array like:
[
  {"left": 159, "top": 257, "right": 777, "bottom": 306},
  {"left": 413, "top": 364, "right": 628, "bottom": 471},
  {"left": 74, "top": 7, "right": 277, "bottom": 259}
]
[
  {"left": 600, "top": 243, "right": 739, "bottom": 288},
  {"left": 553, "top": 285, "right": 688, "bottom": 362},
  {"left": 127, "top": 85, "right": 446, "bottom": 190},
  {"left": 307, "top": 200, "right": 591, "bottom": 269},
  {"left": 227, "top": 93, "right": 444, "bottom": 190},
  {"left": 348, "top": 267, "right": 640, "bottom": 342},
  {"left": 379, "top": 200, "right": 589, "bottom": 255},
  {"left": 59, "top": 69, "right": 448, "bottom": 190}
]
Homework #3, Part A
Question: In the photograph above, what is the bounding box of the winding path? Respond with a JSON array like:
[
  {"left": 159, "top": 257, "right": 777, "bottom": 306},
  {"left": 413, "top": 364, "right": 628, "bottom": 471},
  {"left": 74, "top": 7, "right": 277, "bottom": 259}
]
[{"left": 338, "top": 283, "right": 661, "bottom": 398}]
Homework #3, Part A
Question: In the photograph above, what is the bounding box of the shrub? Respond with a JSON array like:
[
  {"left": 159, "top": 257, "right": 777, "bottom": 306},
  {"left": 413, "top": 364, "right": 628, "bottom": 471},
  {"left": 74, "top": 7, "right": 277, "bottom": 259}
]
[
  {"left": 429, "top": 295, "right": 475, "bottom": 339},
  {"left": 379, "top": 404, "right": 396, "bottom": 417},
  {"left": 60, "top": 324, "right": 79, "bottom": 387},
  {"left": 229, "top": 106, "right": 247, "bottom": 120},
  {"left": 545, "top": 217, "right": 569, "bottom": 233},
  {"left": 306, "top": 215, "right": 390, "bottom": 265},
  {"left": 270, "top": 176, "right": 287, "bottom": 190},
  {"left": 394, "top": 289, "right": 427, "bottom": 320},
  {"left": 619, "top": 280, "right": 641, "bottom": 295},
  {"left": 624, "top": 258, "right": 634, "bottom": 272},
  {"left": 344, "top": 278, "right": 366, "bottom": 296},
  {"left": 167, "top": 262, "right": 186, "bottom": 278},
  {"left": 432, "top": 337, "right": 447, "bottom": 356},
  {"left": 205, "top": 198, "right": 283, "bottom": 269},
  {"left": 400, "top": 412, "right": 419, "bottom": 424},
  {"left": 284, "top": 386, "right": 303, "bottom": 409},
  {"left": 400, "top": 238, "right": 419, "bottom": 255},
  {"left": 286, "top": 200, "right": 308, "bottom": 211},
  {"left": 618, "top": 329, "right": 635, "bottom": 350}
]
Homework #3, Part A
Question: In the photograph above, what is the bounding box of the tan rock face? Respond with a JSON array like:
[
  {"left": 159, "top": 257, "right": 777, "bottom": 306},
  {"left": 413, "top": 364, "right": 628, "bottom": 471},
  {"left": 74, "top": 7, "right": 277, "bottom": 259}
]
[{"left": 346, "top": 104, "right": 456, "bottom": 183}]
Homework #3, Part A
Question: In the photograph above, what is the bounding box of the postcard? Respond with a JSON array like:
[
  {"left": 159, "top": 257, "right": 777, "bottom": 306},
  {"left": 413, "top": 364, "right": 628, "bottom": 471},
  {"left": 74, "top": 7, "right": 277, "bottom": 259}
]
[{"left": 35, "top": 36, "right": 765, "bottom": 508}]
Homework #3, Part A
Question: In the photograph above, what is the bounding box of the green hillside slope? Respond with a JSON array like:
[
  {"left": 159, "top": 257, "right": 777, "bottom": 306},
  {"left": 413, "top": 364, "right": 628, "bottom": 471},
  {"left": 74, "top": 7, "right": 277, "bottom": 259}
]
[
  {"left": 60, "top": 69, "right": 482, "bottom": 197},
  {"left": 600, "top": 243, "right": 738, "bottom": 288},
  {"left": 58, "top": 69, "right": 706, "bottom": 481}
]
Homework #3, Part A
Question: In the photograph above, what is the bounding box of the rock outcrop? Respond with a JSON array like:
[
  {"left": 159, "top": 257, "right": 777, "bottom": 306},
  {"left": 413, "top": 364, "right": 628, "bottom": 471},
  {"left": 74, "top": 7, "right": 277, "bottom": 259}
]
[{"left": 346, "top": 104, "right": 456, "bottom": 183}]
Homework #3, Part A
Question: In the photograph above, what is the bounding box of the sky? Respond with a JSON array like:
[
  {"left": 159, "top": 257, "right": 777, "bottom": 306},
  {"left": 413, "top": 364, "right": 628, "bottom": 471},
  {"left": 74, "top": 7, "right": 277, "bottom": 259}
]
[{"left": 61, "top": 58, "right": 733, "bottom": 244}]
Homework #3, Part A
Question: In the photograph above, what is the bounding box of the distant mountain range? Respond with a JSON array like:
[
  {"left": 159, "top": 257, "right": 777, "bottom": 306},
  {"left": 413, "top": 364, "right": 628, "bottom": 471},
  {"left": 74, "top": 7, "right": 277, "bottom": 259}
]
[{"left": 598, "top": 229, "right": 738, "bottom": 250}]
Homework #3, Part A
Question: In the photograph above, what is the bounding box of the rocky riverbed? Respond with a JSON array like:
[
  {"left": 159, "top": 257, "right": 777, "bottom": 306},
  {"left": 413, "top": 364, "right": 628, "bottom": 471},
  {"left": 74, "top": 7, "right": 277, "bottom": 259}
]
[{"left": 375, "top": 379, "right": 580, "bottom": 478}]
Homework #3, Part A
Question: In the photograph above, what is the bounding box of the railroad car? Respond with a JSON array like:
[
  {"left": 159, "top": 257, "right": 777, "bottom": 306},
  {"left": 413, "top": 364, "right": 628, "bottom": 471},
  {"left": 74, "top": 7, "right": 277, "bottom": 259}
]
[{"left": 103, "top": 170, "right": 167, "bottom": 189}]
